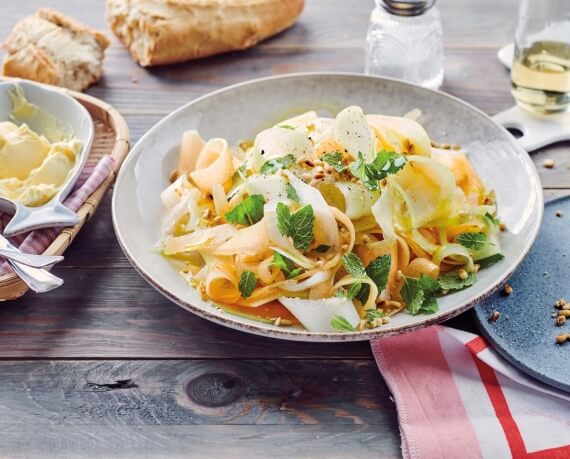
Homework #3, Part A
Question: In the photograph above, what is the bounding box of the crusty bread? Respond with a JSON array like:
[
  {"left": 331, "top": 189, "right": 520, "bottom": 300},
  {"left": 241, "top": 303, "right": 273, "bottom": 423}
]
[
  {"left": 2, "top": 9, "right": 110, "bottom": 91},
  {"left": 106, "top": 0, "right": 304, "bottom": 66}
]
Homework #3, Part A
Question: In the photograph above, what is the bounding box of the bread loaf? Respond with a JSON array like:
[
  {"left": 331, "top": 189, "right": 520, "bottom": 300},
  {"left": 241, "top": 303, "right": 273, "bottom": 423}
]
[
  {"left": 2, "top": 9, "right": 110, "bottom": 91},
  {"left": 106, "top": 0, "right": 304, "bottom": 66}
]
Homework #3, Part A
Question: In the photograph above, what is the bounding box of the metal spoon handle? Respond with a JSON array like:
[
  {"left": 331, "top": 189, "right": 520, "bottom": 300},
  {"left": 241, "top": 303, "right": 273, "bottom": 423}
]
[
  {"left": 7, "top": 259, "right": 64, "bottom": 293},
  {"left": 0, "top": 248, "right": 63, "bottom": 268}
]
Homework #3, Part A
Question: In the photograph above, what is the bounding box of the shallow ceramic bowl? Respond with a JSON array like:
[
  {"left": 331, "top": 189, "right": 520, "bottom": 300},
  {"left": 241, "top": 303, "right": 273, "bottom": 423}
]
[
  {"left": 0, "top": 80, "right": 94, "bottom": 236},
  {"left": 113, "top": 73, "right": 542, "bottom": 342}
]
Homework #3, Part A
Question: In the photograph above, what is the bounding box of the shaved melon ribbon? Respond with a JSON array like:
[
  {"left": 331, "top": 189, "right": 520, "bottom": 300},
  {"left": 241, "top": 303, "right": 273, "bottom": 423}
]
[{"left": 190, "top": 138, "right": 235, "bottom": 194}]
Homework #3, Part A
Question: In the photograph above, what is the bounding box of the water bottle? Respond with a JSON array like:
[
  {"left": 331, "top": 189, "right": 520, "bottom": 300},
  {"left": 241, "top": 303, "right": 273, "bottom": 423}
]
[{"left": 365, "top": 0, "right": 444, "bottom": 90}]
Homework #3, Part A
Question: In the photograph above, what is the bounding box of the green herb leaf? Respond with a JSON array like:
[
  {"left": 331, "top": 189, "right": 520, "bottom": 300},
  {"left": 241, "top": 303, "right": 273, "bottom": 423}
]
[
  {"left": 418, "top": 274, "right": 441, "bottom": 297},
  {"left": 349, "top": 150, "right": 407, "bottom": 190},
  {"left": 321, "top": 151, "right": 345, "bottom": 172},
  {"left": 286, "top": 183, "right": 300, "bottom": 203},
  {"left": 484, "top": 212, "right": 501, "bottom": 226},
  {"left": 225, "top": 194, "right": 266, "bottom": 226},
  {"left": 331, "top": 315, "right": 355, "bottom": 332},
  {"left": 260, "top": 154, "right": 296, "bottom": 175},
  {"left": 401, "top": 278, "right": 426, "bottom": 315},
  {"left": 477, "top": 253, "right": 505, "bottom": 269},
  {"left": 272, "top": 251, "right": 304, "bottom": 278},
  {"left": 366, "top": 309, "right": 384, "bottom": 322},
  {"left": 238, "top": 271, "right": 256, "bottom": 298},
  {"left": 401, "top": 274, "right": 439, "bottom": 316},
  {"left": 342, "top": 253, "right": 367, "bottom": 278},
  {"left": 289, "top": 268, "right": 304, "bottom": 278},
  {"left": 419, "top": 296, "right": 439, "bottom": 315},
  {"left": 371, "top": 150, "right": 407, "bottom": 180},
  {"left": 314, "top": 244, "right": 331, "bottom": 253},
  {"left": 438, "top": 271, "right": 478, "bottom": 291},
  {"left": 456, "top": 232, "right": 493, "bottom": 250},
  {"left": 276, "top": 203, "right": 315, "bottom": 252},
  {"left": 346, "top": 282, "right": 363, "bottom": 300},
  {"left": 366, "top": 255, "right": 391, "bottom": 292},
  {"left": 349, "top": 152, "right": 380, "bottom": 190},
  {"left": 278, "top": 124, "right": 295, "bottom": 130}
]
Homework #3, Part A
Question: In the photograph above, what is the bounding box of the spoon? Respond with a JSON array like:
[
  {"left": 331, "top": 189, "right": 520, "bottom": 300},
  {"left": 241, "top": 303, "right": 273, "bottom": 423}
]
[
  {"left": 0, "top": 248, "right": 63, "bottom": 268},
  {"left": 0, "top": 234, "right": 64, "bottom": 293}
]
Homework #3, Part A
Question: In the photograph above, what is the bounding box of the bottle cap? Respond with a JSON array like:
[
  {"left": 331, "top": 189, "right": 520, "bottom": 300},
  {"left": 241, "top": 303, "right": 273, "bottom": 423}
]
[{"left": 381, "top": 0, "right": 435, "bottom": 16}]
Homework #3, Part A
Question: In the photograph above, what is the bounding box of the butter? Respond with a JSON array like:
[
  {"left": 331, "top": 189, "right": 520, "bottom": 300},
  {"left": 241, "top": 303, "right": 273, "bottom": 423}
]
[{"left": 0, "top": 87, "right": 81, "bottom": 207}]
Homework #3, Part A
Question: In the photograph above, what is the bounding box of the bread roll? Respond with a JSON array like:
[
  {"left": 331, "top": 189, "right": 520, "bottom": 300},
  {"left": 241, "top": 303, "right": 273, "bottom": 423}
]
[
  {"left": 106, "top": 0, "right": 304, "bottom": 67},
  {"left": 2, "top": 9, "right": 110, "bottom": 92}
]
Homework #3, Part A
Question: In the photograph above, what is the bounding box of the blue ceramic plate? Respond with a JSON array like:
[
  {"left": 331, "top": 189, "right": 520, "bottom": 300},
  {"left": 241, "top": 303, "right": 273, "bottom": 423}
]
[{"left": 475, "top": 196, "right": 570, "bottom": 393}]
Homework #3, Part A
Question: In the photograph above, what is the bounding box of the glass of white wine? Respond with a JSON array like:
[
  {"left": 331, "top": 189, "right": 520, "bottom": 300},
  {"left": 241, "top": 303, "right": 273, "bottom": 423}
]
[{"left": 511, "top": 0, "right": 570, "bottom": 113}]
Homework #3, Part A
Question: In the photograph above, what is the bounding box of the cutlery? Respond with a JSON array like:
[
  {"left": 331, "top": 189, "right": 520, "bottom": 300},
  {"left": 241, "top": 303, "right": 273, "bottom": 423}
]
[{"left": 0, "top": 234, "right": 64, "bottom": 293}]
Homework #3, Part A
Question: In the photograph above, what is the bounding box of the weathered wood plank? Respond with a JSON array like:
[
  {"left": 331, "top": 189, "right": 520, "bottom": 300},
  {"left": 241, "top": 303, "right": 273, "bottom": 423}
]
[
  {"left": 0, "top": 271, "right": 371, "bottom": 359},
  {"left": 0, "top": 425, "right": 398, "bottom": 459},
  {"left": 90, "top": 47, "right": 516, "bottom": 117},
  {"left": 0, "top": 359, "right": 400, "bottom": 457},
  {"left": 0, "top": 360, "right": 396, "bottom": 425}
]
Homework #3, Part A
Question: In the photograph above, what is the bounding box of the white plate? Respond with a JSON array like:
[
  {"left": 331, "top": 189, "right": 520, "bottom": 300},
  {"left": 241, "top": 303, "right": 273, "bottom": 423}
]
[
  {"left": 112, "top": 73, "right": 543, "bottom": 342},
  {"left": 0, "top": 80, "right": 94, "bottom": 236}
]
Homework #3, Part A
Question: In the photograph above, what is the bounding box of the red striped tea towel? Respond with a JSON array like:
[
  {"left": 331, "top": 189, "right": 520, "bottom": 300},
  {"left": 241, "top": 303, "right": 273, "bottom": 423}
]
[
  {"left": 371, "top": 325, "right": 570, "bottom": 459},
  {"left": 0, "top": 156, "right": 115, "bottom": 276}
]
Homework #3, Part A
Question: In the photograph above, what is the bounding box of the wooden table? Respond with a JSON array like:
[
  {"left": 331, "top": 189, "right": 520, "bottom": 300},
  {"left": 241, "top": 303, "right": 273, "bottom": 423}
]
[{"left": 0, "top": 1, "right": 568, "bottom": 457}]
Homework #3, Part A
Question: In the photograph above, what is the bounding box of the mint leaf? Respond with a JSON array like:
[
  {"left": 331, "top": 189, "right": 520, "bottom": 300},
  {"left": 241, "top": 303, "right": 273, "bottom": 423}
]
[
  {"left": 289, "top": 268, "right": 304, "bottom": 278},
  {"left": 278, "top": 124, "right": 295, "bottom": 130},
  {"left": 273, "top": 251, "right": 303, "bottom": 278},
  {"left": 286, "top": 183, "right": 300, "bottom": 203},
  {"left": 484, "top": 212, "right": 501, "bottom": 226},
  {"left": 419, "top": 296, "right": 439, "bottom": 315},
  {"left": 366, "top": 255, "right": 391, "bottom": 292},
  {"left": 276, "top": 203, "right": 315, "bottom": 252},
  {"left": 321, "top": 151, "right": 345, "bottom": 172},
  {"left": 276, "top": 202, "right": 292, "bottom": 236},
  {"left": 349, "top": 152, "right": 380, "bottom": 190},
  {"left": 342, "top": 253, "right": 367, "bottom": 278},
  {"left": 418, "top": 274, "right": 441, "bottom": 297},
  {"left": 477, "top": 253, "right": 505, "bottom": 269},
  {"left": 260, "top": 154, "right": 296, "bottom": 175},
  {"left": 366, "top": 309, "right": 384, "bottom": 322},
  {"left": 401, "top": 278, "right": 426, "bottom": 315},
  {"left": 290, "top": 205, "right": 314, "bottom": 252},
  {"left": 315, "top": 244, "right": 331, "bottom": 253},
  {"left": 438, "top": 272, "right": 477, "bottom": 291},
  {"left": 349, "top": 150, "right": 406, "bottom": 190},
  {"left": 401, "top": 274, "right": 439, "bottom": 316},
  {"left": 331, "top": 315, "right": 355, "bottom": 332},
  {"left": 456, "top": 232, "right": 493, "bottom": 250},
  {"left": 346, "top": 282, "right": 363, "bottom": 299},
  {"left": 371, "top": 150, "right": 407, "bottom": 180},
  {"left": 238, "top": 271, "right": 256, "bottom": 298},
  {"left": 225, "top": 194, "right": 265, "bottom": 226}
]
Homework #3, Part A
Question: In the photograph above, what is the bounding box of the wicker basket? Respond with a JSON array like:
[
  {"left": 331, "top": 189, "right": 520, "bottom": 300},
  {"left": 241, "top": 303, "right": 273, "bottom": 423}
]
[{"left": 0, "top": 86, "right": 130, "bottom": 300}]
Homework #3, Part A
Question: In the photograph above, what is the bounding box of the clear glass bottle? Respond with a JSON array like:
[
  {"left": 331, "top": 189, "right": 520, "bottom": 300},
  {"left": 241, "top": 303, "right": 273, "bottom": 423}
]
[
  {"left": 511, "top": 0, "right": 570, "bottom": 113},
  {"left": 365, "top": 0, "right": 444, "bottom": 90}
]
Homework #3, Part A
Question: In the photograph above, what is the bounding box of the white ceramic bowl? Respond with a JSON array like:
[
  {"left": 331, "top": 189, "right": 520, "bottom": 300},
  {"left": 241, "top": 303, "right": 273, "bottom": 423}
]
[
  {"left": 113, "top": 73, "right": 543, "bottom": 342},
  {"left": 0, "top": 80, "right": 94, "bottom": 236}
]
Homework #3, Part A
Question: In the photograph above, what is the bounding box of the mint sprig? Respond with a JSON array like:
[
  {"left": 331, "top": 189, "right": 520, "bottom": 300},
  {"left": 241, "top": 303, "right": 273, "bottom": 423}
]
[
  {"left": 260, "top": 154, "right": 296, "bottom": 175},
  {"left": 238, "top": 271, "right": 256, "bottom": 298},
  {"left": 321, "top": 151, "right": 345, "bottom": 172},
  {"left": 225, "top": 194, "right": 265, "bottom": 226},
  {"left": 331, "top": 315, "right": 355, "bottom": 332},
  {"left": 276, "top": 203, "right": 315, "bottom": 252}
]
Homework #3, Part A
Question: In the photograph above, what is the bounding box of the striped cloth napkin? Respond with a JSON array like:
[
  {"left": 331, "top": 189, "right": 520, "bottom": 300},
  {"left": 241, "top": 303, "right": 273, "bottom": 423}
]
[
  {"left": 371, "top": 325, "right": 570, "bottom": 459},
  {"left": 0, "top": 156, "right": 115, "bottom": 276}
]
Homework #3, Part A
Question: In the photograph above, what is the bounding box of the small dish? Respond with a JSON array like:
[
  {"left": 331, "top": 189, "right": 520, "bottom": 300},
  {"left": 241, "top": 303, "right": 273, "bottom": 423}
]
[
  {"left": 0, "top": 80, "right": 94, "bottom": 236},
  {"left": 113, "top": 72, "right": 543, "bottom": 342},
  {"left": 475, "top": 196, "right": 570, "bottom": 393}
]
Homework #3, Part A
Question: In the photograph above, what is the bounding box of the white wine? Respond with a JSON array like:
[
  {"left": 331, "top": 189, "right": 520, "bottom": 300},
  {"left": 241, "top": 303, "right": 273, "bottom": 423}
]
[{"left": 511, "top": 41, "right": 570, "bottom": 112}]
